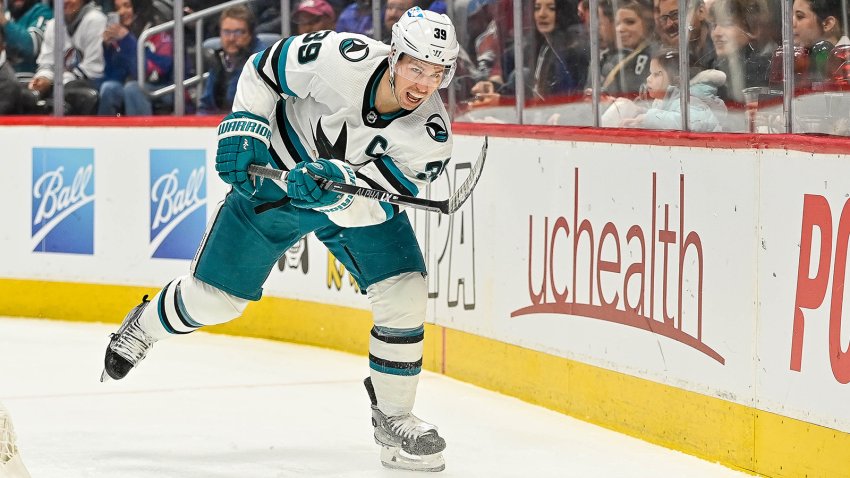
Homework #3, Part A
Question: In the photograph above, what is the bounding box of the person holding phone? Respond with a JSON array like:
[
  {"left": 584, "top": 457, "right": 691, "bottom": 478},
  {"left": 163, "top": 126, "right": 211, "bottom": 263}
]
[{"left": 98, "top": 0, "right": 173, "bottom": 115}]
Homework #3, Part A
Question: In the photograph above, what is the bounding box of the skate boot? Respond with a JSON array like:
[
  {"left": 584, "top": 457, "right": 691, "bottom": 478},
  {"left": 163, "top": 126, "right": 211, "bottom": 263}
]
[
  {"left": 100, "top": 296, "right": 155, "bottom": 382},
  {"left": 364, "top": 377, "right": 446, "bottom": 472}
]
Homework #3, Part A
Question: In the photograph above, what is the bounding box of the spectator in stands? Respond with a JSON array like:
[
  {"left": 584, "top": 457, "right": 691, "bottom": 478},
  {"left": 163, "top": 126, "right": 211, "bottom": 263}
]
[
  {"left": 655, "top": 0, "right": 715, "bottom": 71},
  {"left": 595, "top": 0, "right": 654, "bottom": 96},
  {"left": 98, "top": 0, "right": 173, "bottom": 115},
  {"left": 589, "top": 0, "right": 617, "bottom": 84},
  {"left": 23, "top": 0, "right": 105, "bottom": 115},
  {"left": 0, "top": 0, "right": 53, "bottom": 74},
  {"left": 470, "top": 0, "right": 587, "bottom": 105},
  {"left": 381, "top": 0, "right": 414, "bottom": 42},
  {"left": 293, "top": 0, "right": 337, "bottom": 35},
  {"left": 616, "top": 49, "right": 727, "bottom": 130},
  {"left": 768, "top": 0, "right": 848, "bottom": 86},
  {"left": 792, "top": 0, "right": 847, "bottom": 47},
  {"left": 198, "top": 5, "right": 260, "bottom": 115},
  {"left": 335, "top": 0, "right": 373, "bottom": 37},
  {"left": 464, "top": 0, "right": 504, "bottom": 86},
  {"left": 0, "top": 28, "right": 21, "bottom": 113},
  {"left": 705, "top": 0, "right": 772, "bottom": 103}
]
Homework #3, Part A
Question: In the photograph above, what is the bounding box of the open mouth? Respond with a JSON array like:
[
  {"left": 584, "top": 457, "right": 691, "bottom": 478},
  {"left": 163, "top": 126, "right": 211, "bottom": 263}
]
[{"left": 406, "top": 91, "right": 423, "bottom": 105}]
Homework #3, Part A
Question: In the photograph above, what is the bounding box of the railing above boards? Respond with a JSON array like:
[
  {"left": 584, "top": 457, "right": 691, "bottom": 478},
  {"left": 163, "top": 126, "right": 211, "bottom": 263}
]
[{"left": 136, "top": 0, "right": 257, "bottom": 115}]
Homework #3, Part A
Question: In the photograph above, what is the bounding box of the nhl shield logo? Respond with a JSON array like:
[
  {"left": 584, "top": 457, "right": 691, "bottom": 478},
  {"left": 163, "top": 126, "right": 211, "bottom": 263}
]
[
  {"left": 339, "top": 38, "right": 369, "bottom": 62},
  {"left": 425, "top": 114, "right": 448, "bottom": 143},
  {"left": 366, "top": 110, "right": 378, "bottom": 124}
]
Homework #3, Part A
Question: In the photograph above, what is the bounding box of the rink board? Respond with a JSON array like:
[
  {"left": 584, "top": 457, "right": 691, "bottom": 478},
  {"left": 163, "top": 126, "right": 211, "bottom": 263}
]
[{"left": 2, "top": 119, "right": 850, "bottom": 477}]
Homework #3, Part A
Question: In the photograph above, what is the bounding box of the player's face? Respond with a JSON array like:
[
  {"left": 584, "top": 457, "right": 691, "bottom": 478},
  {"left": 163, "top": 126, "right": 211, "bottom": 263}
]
[
  {"left": 394, "top": 56, "right": 445, "bottom": 110},
  {"left": 220, "top": 17, "right": 252, "bottom": 56}
]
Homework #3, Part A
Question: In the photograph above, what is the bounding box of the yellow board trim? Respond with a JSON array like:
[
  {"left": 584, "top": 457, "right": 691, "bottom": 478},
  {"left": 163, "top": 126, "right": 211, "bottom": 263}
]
[{"left": 2, "top": 278, "right": 849, "bottom": 477}]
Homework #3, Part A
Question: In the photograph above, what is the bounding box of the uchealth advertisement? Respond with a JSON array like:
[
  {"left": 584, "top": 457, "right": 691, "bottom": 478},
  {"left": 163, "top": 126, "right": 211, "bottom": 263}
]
[
  {"left": 2, "top": 124, "right": 850, "bottom": 434},
  {"left": 758, "top": 149, "right": 850, "bottom": 432},
  {"left": 417, "top": 139, "right": 761, "bottom": 404}
]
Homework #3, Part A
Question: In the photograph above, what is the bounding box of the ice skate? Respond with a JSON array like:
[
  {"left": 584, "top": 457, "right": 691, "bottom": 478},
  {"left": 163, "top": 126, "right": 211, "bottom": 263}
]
[
  {"left": 100, "top": 296, "right": 154, "bottom": 382},
  {"left": 364, "top": 377, "right": 446, "bottom": 472}
]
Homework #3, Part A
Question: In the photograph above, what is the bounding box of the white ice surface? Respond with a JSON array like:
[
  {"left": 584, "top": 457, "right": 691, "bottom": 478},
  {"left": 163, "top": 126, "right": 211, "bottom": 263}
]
[{"left": 0, "top": 317, "right": 750, "bottom": 478}]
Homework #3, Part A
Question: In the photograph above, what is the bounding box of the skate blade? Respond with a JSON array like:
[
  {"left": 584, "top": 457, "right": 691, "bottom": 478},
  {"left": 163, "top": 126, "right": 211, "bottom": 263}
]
[
  {"left": 100, "top": 369, "right": 112, "bottom": 383},
  {"left": 380, "top": 446, "right": 445, "bottom": 472}
]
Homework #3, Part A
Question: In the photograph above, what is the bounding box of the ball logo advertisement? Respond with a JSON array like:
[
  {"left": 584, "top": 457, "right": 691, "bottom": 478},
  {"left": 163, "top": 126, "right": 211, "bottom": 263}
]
[
  {"left": 31, "top": 148, "right": 95, "bottom": 254},
  {"left": 149, "top": 150, "right": 207, "bottom": 259}
]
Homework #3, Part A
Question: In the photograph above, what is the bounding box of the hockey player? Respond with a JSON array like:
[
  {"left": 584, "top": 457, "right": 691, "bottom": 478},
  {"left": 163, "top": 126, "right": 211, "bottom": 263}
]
[{"left": 101, "top": 6, "right": 458, "bottom": 473}]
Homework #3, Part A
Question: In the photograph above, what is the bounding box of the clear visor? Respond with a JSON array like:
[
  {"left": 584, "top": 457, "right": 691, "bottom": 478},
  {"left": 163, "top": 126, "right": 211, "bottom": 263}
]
[{"left": 394, "top": 59, "right": 447, "bottom": 88}]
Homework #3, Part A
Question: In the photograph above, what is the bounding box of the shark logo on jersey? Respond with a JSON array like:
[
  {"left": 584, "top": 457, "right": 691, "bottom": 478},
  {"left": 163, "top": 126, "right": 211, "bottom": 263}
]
[
  {"left": 425, "top": 114, "right": 448, "bottom": 143},
  {"left": 31, "top": 148, "right": 95, "bottom": 254},
  {"left": 313, "top": 118, "right": 348, "bottom": 159},
  {"left": 339, "top": 38, "right": 369, "bottom": 62},
  {"left": 149, "top": 150, "right": 207, "bottom": 260},
  {"left": 277, "top": 237, "right": 309, "bottom": 273}
]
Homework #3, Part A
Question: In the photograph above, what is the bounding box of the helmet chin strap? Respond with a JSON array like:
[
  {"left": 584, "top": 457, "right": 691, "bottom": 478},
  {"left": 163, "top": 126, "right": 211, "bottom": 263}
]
[{"left": 389, "top": 68, "right": 401, "bottom": 106}]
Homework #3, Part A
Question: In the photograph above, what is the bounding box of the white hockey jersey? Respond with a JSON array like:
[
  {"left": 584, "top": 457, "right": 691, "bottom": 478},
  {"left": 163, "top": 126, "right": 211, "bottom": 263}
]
[
  {"left": 34, "top": 3, "right": 106, "bottom": 84},
  {"left": 233, "top": 30, "right": 453, "bottom": 227}
]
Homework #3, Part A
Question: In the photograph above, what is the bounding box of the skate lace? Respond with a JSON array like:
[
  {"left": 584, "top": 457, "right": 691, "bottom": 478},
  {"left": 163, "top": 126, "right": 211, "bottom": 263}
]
[
  {"left": 111, "top": 322, "right": 154, "bottom": 364},
  {"left": 386, "top": 414, "right": 435, "bottom": 440}
]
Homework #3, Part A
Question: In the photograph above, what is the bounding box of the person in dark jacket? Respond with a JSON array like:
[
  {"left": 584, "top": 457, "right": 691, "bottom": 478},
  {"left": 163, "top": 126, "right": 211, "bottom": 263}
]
[
  {"left": 470, "top": 0, "right": 588, "bottom": 105},
  {"left": 599, "top": 0, "right": 655, "bottom": 96},
  {"left": 198, "top": 5, "right": 261, "bottom": 115},
  {"left": 0, "top": 29, "right": 21, "bottom": 113},
  {"left": 0, "top": 0, "right": 53, "bottom": 74},
  {"left": 705, "top": 0, "right": 772, "bottom": 103},
  {"left": 98, "top": 0, "right": 173, "bottom": 115}
]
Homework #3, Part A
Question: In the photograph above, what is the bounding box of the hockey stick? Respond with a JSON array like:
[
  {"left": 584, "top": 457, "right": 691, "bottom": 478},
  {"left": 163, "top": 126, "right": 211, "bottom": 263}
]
[{"left": 248, "top": 137, "right": 488, "bottom": 215}]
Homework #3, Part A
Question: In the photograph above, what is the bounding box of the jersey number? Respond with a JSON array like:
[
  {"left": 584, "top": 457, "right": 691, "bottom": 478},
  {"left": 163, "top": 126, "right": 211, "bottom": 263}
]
[
  {"left": 422, "top": 159, "right": 449, "bottom": 181},
  {"left": 434, "top": 28, "right": 447, "bottom": 40},
  {"left": 298, "top": 30, "right": 331, "bottom": 64}
]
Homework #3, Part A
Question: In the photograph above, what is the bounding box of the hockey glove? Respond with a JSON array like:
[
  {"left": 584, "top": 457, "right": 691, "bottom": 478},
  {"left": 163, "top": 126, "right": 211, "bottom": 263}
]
[
  {"left": 287, "top": 159, "right": 357, "bottom": 212},
  {"left": 215, "top": 111, "right": 284, "bottom": 202}
]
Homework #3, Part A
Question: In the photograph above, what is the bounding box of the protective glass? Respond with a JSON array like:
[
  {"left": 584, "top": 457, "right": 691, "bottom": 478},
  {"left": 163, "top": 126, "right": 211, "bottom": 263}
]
[{"left": 394, "top": 59, "right": 446, "bottom": 88}]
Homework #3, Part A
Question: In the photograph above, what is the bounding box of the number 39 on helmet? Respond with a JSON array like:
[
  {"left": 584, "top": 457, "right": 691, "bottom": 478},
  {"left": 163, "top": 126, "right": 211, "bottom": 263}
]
[{"left": 389, "top": 7, "right": 459, "bottom": 89}]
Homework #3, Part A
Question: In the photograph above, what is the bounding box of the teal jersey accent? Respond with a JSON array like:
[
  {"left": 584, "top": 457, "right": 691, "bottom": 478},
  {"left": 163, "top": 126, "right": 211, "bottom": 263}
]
[
  {"left": 379, "top": 156, "right": 419, "bottom": 196},
  {"left": 281, "top": 107, "right": 311, "bottom": 162},
  {"left": 275, "top": 37, "right": 299, "bottom": 97},
  {"left": 3, "top": 3, "right": 53, "bottom": 73}
]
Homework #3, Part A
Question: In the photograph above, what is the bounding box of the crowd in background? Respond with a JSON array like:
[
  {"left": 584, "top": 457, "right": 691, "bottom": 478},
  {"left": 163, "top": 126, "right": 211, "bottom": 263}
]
[{"left": 1, "top": 0, "right": 850, "bottom": 134}]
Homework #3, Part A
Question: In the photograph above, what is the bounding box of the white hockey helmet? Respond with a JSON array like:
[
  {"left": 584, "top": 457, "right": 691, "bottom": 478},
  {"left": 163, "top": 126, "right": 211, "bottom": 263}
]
[{"left": 389, "top": 7, "right": 459, "bottom": 88}]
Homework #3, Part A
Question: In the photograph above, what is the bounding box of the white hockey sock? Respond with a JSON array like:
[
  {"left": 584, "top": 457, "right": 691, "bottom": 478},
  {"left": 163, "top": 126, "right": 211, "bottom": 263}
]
[
  {"left": 138, "top": 275, "right": 248, "bottom": 341},
  {"left": 369, "top": 325, "right": 423, "bottom": 416}
]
